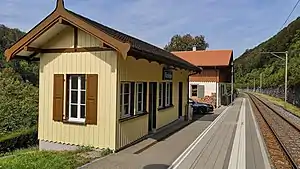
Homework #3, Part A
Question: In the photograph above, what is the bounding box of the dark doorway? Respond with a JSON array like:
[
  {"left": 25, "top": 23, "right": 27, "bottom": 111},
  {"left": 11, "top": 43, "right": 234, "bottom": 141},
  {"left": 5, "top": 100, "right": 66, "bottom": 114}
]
[
  {"left": 178, "top": 82, "right": 183, "bottom": 118},
  {"left": 148, "top": 82, "right": 157, "bottom": 132}
]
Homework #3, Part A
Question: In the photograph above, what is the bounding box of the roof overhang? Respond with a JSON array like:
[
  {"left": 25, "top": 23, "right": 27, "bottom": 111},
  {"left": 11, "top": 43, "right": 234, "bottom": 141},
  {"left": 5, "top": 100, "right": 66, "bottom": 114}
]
[{"left": 4, "top": 0, "right": 130, "bottom": 61}]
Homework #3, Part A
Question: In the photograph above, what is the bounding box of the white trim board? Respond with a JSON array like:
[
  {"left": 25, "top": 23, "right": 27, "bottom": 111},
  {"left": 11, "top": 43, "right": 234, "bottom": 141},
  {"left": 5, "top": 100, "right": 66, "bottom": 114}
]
[{"left": 228, "top": 98, "right": 246, "bottom": 169}]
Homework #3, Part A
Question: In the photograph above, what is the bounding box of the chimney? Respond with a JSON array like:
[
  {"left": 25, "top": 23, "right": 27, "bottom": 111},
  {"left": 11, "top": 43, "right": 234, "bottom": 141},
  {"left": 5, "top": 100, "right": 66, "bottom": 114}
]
[{"left": 192, "top": 46, "right": 197, "bottom": 51}]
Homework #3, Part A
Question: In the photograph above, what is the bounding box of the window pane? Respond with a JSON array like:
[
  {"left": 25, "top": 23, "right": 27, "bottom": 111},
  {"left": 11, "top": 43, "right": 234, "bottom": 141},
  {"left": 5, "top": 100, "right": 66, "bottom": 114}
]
[
  {"left": 81, "top": 76, "right": 86, "bottom": 89},
  {"left": 124, "top": 94, "right": 129, "bottom": 104},
  {"left": 71, "top": 105, "right": 77, "bottom": 118},
  {"left": 138, "top": 102, "right": 142, "bottom": 111},
  {"left": 71, "top": 91, "right": 78, "bottom": 103},
  {"left": 120, "top": 84, "right": 123, "bottom": 94},
  {"left": 124, "top": 105, "right": 129, "bottom": 115},
  {"left": 138, "top": 93, "right": 142, "bottom": 101},
  {"left": 124, "top": 84, "right": 129, "bottom": 93},
  {"left": 80, "top": 105, "right": 86, "bottom": 118},
  {"left": 81, "top": 91, "right": 86, "bottom": 104},
  {"left": 71, "top": 76, "right": 78, "bottom": 89},
  {"left": 138, "top": 84, "right": 142, "bottom": 92}
]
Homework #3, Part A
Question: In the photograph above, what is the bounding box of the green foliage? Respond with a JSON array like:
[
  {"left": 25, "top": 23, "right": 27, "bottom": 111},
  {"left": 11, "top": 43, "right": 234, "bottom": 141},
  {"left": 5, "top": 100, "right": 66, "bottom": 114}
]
[
  {"left": 0, "top": 25, "right": 39, "bottom": 86},
  {"left": 234, "top": 17, "right": 300, "bottom": 88},
  {"left": 164, "top": 34, "right": 209, "bottom": 52},
  {"left": 101, "top": 148, "right": 113, "bottom": 156},
  {"left": 0, "top": 68, "right": 38, "bottom": 136},
  {"left": 0, "top": 25, "right": 39, "bottom": 142},
  {"left": 0, "top": 147, "right": 38, "bottom": 157},
  {"left": 0, "top": 24, "right": 24, "bottom": 52},
  {"left": 0, "top": 150, "right": 92, "bottom": 169},
  {"left": 0, "top": 127, "right": 38, "bottom": 153}
]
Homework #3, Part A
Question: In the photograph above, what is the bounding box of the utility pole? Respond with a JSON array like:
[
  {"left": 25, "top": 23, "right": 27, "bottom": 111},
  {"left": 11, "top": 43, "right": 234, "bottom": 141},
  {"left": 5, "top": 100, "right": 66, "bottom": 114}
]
[
  {"left": 285, "top": 51, "right": 288, "bottom": 103},
  {"left": 260, "top": 73, "right": 263, "bottom": 93},
  {"left": 260, "top": 51, "right": 288, "bottom": 103},
  {"left": 254, "top": 78, "right": 256, "bottom": 92},
  {"left": 231, "top": 61, "right": 234, "bottom": 103}
]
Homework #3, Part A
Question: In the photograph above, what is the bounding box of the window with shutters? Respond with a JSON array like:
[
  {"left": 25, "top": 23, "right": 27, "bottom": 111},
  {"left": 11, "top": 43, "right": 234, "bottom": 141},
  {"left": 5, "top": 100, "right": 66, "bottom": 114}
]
[
  {"left": 165, "top": 82, "right": 172, "bottom": 106},
  {"left": 136, "top": 82, "right": 144, "bottom": 113},
  {"left": 67, "top": 75, "right": 86, "bottom": 123},
  {"left": 120, "top": 82, "right": 131, "bottom": 118},
  {"left": 158, "top": 82, "right": 164, "bottom": 107},
  {"left": 191, "top": 85, "right": 198, "bottom": 97}
]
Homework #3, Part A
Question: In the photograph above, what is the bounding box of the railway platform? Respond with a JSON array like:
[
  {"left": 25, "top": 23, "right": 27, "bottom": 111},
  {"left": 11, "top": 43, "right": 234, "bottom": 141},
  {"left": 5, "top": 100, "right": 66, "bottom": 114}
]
[
  {"left": 169, "top": 97, "right": 271, "bottom": 169},
  {"left": 81, "top": 96, "right": 275, "bottom": 169}
]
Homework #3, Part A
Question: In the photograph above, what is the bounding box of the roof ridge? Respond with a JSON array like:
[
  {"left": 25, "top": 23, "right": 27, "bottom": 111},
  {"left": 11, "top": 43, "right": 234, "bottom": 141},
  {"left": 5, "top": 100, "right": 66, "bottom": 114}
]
[
  {"left": 65, "top": 9, "right": 200, "bottom": 71},
  {"left": 67, "top": 9, "right": 166, "bottom": 51}
]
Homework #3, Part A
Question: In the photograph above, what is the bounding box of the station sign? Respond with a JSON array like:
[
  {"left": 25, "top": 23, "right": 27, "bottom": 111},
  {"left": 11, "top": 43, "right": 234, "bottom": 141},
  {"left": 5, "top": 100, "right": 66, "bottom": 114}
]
[{"left": 162, "top": 67, "right": 173, "bottom": 80}]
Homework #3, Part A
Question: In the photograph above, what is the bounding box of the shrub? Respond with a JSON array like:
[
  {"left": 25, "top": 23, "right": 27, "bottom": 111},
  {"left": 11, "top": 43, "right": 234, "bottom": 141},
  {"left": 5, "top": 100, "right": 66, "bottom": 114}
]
[
  {"left": 0, "top": 68, "right": 38, "bottom": 136},
  {"left": 0, "top": 126, "right": 38, "bottom": 153},
  {"left": 101, "top": 148, "right": 113, "bottom": 156}
]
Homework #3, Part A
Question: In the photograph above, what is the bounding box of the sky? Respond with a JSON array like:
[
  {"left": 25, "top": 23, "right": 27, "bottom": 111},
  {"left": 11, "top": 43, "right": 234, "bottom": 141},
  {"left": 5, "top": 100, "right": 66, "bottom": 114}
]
[{"left": 1, "top": 0, "right": 300, "bottom": 59}]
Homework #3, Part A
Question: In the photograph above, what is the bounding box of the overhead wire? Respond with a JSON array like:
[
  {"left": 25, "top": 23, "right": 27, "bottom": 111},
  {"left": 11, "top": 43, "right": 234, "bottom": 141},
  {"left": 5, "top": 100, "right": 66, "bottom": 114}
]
[{"left": 279, "top": 0, "right": 300, "bottom": 31}]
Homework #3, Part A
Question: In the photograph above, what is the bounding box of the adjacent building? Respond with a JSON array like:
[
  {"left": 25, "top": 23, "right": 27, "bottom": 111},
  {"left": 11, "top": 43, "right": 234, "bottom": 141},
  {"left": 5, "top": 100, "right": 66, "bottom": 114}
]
[
  {"left": 173, "top": 49, "right": 234, "bottom": 108},
  {"left": 4, "top": 0, "right": 201, "bottom": 151}
]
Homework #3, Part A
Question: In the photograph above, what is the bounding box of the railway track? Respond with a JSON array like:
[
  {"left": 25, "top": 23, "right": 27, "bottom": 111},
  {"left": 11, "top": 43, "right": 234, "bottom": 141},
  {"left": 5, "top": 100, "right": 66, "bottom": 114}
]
[{"left": 248, "top": 93, "right": 300, "bottom": 169}]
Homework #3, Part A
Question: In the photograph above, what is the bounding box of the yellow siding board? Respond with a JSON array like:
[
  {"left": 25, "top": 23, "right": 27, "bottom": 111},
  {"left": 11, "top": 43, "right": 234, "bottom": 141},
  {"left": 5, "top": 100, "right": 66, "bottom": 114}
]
[
  {"left": 38, "top": 29, "right": 117, "bottom": 149},
  {"left": 118, "top": 115, "right": 148, "bottom": 148}
]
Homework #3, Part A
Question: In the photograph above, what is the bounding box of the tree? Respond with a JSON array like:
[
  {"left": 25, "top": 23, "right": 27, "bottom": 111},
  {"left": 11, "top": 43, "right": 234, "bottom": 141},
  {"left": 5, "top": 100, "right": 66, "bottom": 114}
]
[
  {"left": 164, "top": 34, "right": 209, "bottom": 52},
  {"left": 0, "top": 68, "right": 38, "bottom": 136}
]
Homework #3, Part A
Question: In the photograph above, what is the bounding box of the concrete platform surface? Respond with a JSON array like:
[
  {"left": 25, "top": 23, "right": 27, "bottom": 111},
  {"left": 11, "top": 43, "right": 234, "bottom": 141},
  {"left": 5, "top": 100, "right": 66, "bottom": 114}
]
[
  {"left": 79, "top": 108, "right": 225, "bottom": 169},
  {"left": 168, "top": 97, "right": 271, "bottom": 169}
]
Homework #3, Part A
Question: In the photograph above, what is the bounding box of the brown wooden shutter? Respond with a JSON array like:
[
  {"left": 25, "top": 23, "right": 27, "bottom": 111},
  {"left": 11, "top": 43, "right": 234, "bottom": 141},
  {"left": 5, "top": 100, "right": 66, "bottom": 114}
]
[
  {"left": 53, "top": 74, "right": 64, "bottom": 122},
  {"left": 86, "top": 74, "right": 98, "bottom": 125},
  {"left": 143, "top": 82, "right": 147, "bottom": 112},
  {"left": 130, "top": 82, "right": 135, "bottom": 116}
]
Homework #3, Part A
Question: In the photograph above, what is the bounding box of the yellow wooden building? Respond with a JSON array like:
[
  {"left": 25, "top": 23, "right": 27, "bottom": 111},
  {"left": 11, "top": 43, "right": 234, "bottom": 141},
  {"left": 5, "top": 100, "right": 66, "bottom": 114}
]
[{"left": 4, "top": 0, "right": 201, "bottom": 151}]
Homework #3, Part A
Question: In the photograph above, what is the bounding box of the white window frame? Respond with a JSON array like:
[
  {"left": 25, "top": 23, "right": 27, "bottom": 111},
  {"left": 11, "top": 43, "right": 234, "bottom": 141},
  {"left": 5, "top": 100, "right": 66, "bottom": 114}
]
[
  {"left": 68, "top": 75, "right": 86, "bottom": 123},
  {"left": 165, "top": 82, "right": 172, "bottom": 106},
  {"left": 191, "top": 85, "right": 198, "bottom": 97},
  {"left": 120, "top": 82, "right": 131, "bottom": 118},
  {"left": 158, "top": 82, "right": 164, "bottom": 107},
  {"left": 136, "top": 82, "right": 144, "bottom": 113}
]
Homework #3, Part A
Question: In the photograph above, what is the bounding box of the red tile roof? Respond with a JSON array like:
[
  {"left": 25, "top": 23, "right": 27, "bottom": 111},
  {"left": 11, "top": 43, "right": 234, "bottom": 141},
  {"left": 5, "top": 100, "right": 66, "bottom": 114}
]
[{"left": 172, "top": 50, "right": 233, "bottom": 67}]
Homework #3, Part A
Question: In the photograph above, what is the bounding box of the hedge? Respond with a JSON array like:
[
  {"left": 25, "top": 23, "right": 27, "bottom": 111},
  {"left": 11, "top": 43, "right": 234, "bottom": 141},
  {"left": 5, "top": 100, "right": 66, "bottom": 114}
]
[{"left": 0, "top": 126, "right": 38, "bottom": 153}]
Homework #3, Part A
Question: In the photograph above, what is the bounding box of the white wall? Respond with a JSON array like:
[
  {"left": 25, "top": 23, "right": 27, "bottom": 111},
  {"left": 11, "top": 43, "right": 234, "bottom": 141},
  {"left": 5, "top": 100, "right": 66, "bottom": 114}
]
[{"left": 189, "top": 82, "right": 217, "bottom": 97}]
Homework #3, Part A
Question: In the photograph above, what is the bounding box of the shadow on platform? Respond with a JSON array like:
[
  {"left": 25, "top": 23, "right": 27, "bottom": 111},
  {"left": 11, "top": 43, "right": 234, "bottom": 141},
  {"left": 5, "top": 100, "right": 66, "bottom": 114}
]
[{"left": 143, "top": 164, "right": 169, "bottom": 169}]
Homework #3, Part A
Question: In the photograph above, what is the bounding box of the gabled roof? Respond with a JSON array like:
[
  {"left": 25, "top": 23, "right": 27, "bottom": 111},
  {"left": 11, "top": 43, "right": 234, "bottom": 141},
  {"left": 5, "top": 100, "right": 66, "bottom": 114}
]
[
  {"left": 172, "top": 50, "right": 233, "bottom": 67},
  {"left": 67, "top": 10, "right": 200, "bottom": 71},
  {"left": 4, "top": 0, "right": 201, "bottom": 72}
]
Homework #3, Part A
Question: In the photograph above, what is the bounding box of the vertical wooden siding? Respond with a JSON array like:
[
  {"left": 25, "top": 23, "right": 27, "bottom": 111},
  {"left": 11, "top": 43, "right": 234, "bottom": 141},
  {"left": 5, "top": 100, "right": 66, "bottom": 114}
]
[
  {"left": 116, "top": 56, "right": 188, "bottom": 149},
  {"left": 189, "top": 69, "right": 219, "bottom": 82},
  {"left": 38, "top": 28, "right": 117, "bottom": 149}
]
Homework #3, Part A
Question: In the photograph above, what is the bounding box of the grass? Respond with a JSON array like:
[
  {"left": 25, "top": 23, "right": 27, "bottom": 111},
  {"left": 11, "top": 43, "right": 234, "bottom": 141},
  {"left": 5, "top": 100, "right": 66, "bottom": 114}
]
[
  {"left": 0, "top": 147, "right": 108, "bottom": 169},
  {"left": 254, "top": 92, "right": 300, "bottom": 117},
  {"left": 0, "top": 147, "right": 38, "bottom": 157}
]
